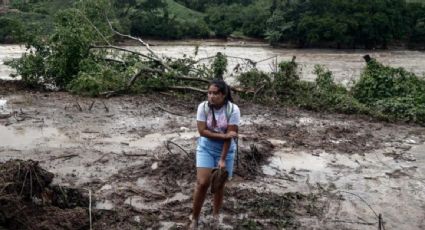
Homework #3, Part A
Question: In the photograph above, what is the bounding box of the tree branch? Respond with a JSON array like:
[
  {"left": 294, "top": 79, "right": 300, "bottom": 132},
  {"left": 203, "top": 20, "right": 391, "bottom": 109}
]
[
  {"left": 76, "top": 9, "right": 111, "bottom": 46},
  {"left": 106, "top": 17, "right": 174, "bottom": 71},
  {"left": 90, "top": 45, "right": 153, "bottom": 60},
  {"left": 174, "top": 76, "right": 210, "bottom": 84},
  {"left": 167, "top": 86, "right": 207, "bottom": 94}
]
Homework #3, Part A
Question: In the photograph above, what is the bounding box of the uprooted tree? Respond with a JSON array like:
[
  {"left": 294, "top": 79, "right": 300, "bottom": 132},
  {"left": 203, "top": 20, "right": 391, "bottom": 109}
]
[
  {"left": 5, "top": 0, "right": 262, "bottom": 97},
  {"left": 5, "top": 0, "right": 425, "bottom": 126}
]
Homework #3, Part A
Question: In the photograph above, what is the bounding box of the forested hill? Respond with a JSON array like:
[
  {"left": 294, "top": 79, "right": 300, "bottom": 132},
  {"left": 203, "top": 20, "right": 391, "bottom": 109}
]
[{"left": 0, "top": 0, "right": 424, "bottom": 49}]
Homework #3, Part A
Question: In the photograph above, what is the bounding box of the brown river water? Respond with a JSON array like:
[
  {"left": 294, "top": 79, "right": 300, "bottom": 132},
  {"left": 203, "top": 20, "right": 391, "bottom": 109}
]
[
  {"left": 1, "top": 42, "right": 425, "bottom": 229},
  {"left": 1, "top": 42, "right": 425, "bottom": 86}
]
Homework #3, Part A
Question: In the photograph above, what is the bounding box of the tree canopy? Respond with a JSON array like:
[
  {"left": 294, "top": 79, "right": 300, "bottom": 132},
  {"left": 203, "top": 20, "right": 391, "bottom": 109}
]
[{"left": 0, "top": 0, "right": 424, "bottom": 48}]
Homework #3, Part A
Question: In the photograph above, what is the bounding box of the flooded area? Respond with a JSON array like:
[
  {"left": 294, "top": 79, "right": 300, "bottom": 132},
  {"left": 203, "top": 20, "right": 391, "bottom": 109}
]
[
  {"left": 1, "top": 87, "right": 425, "bottom": 229},
  {"left": 1, "top": 42, "right": 425, "bottom": 229},
  {"left": 1, "top": 43, "right": 425, "bottom": 86}
]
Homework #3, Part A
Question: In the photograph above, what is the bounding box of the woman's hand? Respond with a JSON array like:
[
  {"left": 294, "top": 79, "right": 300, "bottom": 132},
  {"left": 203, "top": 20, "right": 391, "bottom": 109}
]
[
  {"left": 218, "top": 159, "right": 226, "bottom": 169},
  {"left": 224, "top": 131, "right": 238, "bottom": 140}
]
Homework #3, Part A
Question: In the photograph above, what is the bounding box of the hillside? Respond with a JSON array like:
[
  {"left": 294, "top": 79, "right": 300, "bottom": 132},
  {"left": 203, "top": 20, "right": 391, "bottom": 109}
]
[{"left": 0, "top": 0, "right": 424, "bottom": 48}]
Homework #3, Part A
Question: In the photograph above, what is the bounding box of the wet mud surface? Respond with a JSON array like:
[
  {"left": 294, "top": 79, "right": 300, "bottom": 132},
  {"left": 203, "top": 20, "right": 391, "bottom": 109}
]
[{"left": 1, "top": 88, "right": 425, "bottom": 229}]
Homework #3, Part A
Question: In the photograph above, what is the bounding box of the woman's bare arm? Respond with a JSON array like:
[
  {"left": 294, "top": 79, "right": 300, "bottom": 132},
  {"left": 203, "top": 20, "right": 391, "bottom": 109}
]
[
  {"left": 219, "top": 125, "right": 238, "bottom": 160},
  {"left": 197, "top": 121, "right": 238, "bottom": 141}
]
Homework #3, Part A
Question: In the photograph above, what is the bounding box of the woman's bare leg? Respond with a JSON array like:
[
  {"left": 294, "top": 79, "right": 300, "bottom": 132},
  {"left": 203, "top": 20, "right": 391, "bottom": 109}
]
[
  {"left": 212, "top": 180, "right": 226, "bottom": 217},
  {"left": 191, "top": 168, "right": 212, "bottom": 228}
]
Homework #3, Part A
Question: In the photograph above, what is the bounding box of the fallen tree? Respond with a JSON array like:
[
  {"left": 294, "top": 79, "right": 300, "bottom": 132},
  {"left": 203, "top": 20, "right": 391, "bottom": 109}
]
[
  {"left": 4, "top": 0, "right": 425, "bottom": 126},
  {"left": 4, "top": 2, "right": 259, "bottom": 97}
]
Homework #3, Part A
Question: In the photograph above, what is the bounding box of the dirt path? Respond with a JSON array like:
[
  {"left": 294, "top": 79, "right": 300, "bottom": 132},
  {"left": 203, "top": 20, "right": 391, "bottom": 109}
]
[{"left": 1, "top": 88, "right": 425, "bottom": 229}]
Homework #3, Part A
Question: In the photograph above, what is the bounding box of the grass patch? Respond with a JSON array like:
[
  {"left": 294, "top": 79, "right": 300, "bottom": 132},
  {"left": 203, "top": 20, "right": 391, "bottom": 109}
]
[{"left": 166, "top": 0, "right": 205, "bottom": 21}]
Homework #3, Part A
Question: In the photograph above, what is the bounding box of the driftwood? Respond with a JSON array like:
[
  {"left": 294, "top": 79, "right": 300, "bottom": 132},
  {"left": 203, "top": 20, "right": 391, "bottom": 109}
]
[
  {"left": 0, "top": 113, "right": 11, "bottom": 119},
  {"left": 167, "top": 86, "right": 207, "bottom": 94},
  {"left": 50, "top": 154, "right": 79, "bottom": 160},
  {"left": 122, "top": 151, "right": 147, "bottom": 157}
]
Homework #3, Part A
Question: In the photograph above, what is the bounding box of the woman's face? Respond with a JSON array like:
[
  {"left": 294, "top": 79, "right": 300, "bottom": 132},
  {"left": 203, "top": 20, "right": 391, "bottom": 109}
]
[{"left": 207, "top": 84, "right": 225, "bottom": 106}]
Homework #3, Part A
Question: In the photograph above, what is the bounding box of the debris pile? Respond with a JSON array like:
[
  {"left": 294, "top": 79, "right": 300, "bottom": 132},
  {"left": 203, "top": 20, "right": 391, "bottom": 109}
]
[{"left": 0, "top": 160, "right": 89, "bottom": 230}]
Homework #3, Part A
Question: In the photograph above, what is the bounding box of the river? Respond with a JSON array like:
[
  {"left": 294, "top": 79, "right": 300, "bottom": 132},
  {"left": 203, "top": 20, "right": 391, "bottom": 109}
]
[{"left": 1, "top": 42, "right": 425, "bottom": 86}]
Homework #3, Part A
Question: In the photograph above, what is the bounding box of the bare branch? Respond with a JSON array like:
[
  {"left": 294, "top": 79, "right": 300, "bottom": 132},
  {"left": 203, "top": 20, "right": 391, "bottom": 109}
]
[
  {"left": 167, "top": 86, "right": 207, "bottom": 94},
  {"left": 230, "top": 86, "right": 255, "bottom": 93},
  {"left": 256, "top": 55, "right": 278, "bottom": 64},
  {"left": 76, "top": 9, "right": 111, "bottom": 46},
  {"left": 106, "top": 17, "right": 174, "bottom": 71},
  {"left": 50, "top": 154, "right": 79, "bottom": 160},
  {"left": 174, "top": 76, "right": 210, "bottom": 84},
  {"left": 194, "top": 55, "right": 216, "bottom": 63},
  {"left": 126, "top": 65, "right": 161, "bottom": 88},
  {"left": 90, "top": 45, "right": 153, "bottom": 60},
  {"left": 226, "top": 55, "right": 256, "bottom": 66}
]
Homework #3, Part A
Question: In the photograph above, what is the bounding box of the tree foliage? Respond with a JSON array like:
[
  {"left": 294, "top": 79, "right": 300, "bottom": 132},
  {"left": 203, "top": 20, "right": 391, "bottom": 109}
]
[
  {"left": 237, "top": 57, "right": 425, "bottom": 125},
  {"left": 0, "top": 18, "right": 25, "bottom": 43},
  {"left": 2, "top": 0, "right": 425, "bottom": 47},
  {"left": 6, "top": 1, "right": 114, "bottom": 88}
]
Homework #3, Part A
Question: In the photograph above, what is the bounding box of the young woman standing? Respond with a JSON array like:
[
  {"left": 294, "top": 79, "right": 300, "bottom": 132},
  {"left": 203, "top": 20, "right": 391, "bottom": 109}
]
[{"left": 190, "top": 79, "right": 240, "bottom": 229}]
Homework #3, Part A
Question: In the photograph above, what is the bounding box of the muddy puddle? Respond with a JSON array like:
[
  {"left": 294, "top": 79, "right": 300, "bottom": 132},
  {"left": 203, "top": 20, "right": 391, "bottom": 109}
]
[{"left": 1, "top": 90, "right": 425, "bottom": 229}]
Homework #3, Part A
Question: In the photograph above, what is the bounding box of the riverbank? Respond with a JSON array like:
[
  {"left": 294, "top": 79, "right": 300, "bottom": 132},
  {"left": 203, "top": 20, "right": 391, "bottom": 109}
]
[
  {"left": 2, "top": 44, "right": 425, "bottom": 86},
  {"left": 1, "top": 83, "right": 425, "bottom": 229}
]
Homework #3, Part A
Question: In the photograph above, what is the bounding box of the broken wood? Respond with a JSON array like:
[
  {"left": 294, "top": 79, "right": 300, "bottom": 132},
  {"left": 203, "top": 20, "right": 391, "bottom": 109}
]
[
  {"left": 101, "top": 101, "right": 109, "bottom": 112},
  {"left": 167, "top": 86, "right": 207, "bottom": 94},
  {"left": 88, "top": 100, "right": 95, "bottom": 111},
  {"left": 0, "top": 113, "right": 11, "bottom": 119},
  {"left": 75, "top": 100, "right": 83, "bottom": 112},
  {"left": 50, "top": 154, "right": 79, "bottom": 160},
  {"left": 165, "top": 140, "right": 191, "bottom": 158},
  {"left": 122, "top": 152, "right": 147, "bottom": 157}
]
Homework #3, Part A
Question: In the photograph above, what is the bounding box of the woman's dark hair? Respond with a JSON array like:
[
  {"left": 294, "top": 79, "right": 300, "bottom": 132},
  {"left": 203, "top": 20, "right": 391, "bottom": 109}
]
[
  {"left": 208, "top": 79, "right": 233, "bottom": 128},
  {"left": 209, "top": 79, "right": 233, "bottom": 103}
]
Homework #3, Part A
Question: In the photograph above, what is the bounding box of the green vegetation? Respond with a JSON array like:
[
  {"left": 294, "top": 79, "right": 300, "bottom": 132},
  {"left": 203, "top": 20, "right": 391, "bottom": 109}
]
[
  {"left": 6, "top": 1, "right": 114, "bottom": 89},
  {"left": 353, "top": 59, "right": 425, "bottom": 123},
  {"left": 1, "top": 0, "right": 424, "bottom": 48},
  {"left": 0, "top": 17, "right": 24, "bottom": 43},
  {"left": 237, "top": 58, "right": 425, "bottom": 125},
  {"left": 4, "top": 0, "right": 425, "bottom": 126}
]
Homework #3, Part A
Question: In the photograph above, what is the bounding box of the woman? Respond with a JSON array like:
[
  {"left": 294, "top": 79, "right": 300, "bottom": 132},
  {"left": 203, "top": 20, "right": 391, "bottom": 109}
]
[{"left": 190, "top": 79, "right": 240, "bottom": 229}]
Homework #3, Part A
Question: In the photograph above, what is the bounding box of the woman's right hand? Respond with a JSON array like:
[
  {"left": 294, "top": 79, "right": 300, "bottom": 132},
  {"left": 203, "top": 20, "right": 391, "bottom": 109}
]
[{"left": 224, "top": 131, "right": 238, "bottom": 140}]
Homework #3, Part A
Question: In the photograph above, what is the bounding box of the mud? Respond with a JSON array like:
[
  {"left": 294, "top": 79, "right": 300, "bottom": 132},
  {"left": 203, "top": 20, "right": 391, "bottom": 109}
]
[
  {"left": 1, "top": 86, "right": 425, "bottom": 229},
  {"left": 0, "top": 160, "right": 89, "bottom": 230}
]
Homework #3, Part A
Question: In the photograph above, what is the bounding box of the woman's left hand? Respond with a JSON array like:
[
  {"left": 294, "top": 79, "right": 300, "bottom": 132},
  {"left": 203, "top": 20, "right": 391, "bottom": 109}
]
[{"left": 218, "top": 159, "right": 226, "bottom": 169}]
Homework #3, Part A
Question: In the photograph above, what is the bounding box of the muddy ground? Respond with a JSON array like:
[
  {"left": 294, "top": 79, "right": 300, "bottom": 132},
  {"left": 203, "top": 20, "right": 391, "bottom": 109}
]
[{"left": 1, "top": 83, "right": 425, "bottom": 229}]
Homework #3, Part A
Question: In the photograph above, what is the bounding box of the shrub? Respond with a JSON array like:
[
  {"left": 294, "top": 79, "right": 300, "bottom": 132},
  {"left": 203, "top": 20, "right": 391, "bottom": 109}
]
[
  {"left": 352, "top": 59, "right": 425, "bottom": 104},
  {"left": 212, "top": 52, "right": 227, "bottom": 79},
  {"left": 7, "top": 4, "right": 113, "bottom": 89},
  {"left": 0, "top": 17, "right": 25, "bottom": 43},
  {"left": 273, "top": 59, "right": 300, "bottom": 95},
  {"left": 352, "top": 58, "right": 425, "bottom": 124},
  {"left": 373, "top": 97, "right": 425, "bottom": 124}
]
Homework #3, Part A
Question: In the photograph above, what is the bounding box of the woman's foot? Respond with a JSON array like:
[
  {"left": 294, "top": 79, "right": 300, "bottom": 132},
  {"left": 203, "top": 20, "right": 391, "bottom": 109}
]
[
  {"left": 211, "top": 215, "right": 220, "bottom": 229},
  {"left": 189, "top": 219, "right": 198, "bottom": 230}
]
